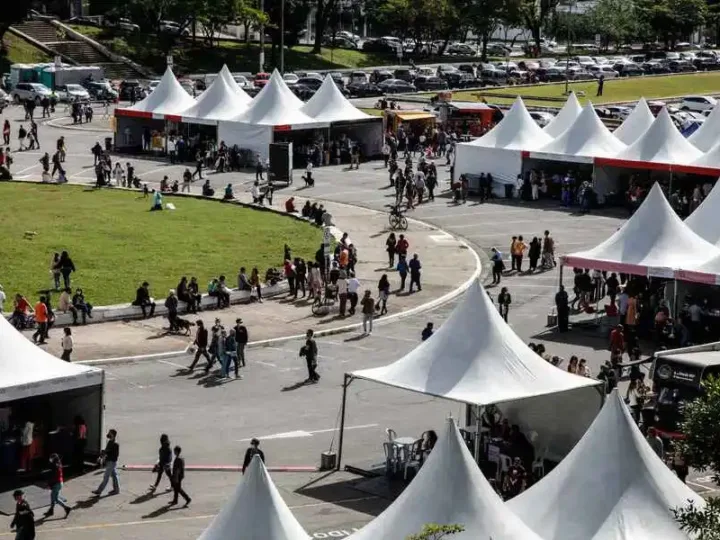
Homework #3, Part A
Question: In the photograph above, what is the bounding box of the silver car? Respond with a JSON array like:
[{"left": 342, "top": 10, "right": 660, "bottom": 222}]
[
  {"left": 12, "top": 82, "right": 52, "bottom": 104},
  {"left": 55, "top": 84, "right": 90, "bottom": 102}
]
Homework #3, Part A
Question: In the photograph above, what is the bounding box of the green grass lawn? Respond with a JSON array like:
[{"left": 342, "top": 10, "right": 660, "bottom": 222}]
[
  {"left": 0, "top": 184, "right": 321, "bottom": 306},
  {"left": 1, "top": 34, "right": 50, "bottom": 73},
  {"left": 451, "top": 72, "right": 720, "bottom": 107}
]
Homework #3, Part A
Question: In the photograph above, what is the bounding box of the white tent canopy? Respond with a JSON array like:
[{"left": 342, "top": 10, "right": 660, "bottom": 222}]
[
  {"left": 509, "top": 390, "right": 703, "bottom": 540},
  {"left": 689, "top": 102, "right": 720, "bottom": 152},
  {"left": 349, "top": 418, "right": 543, "bottom": 540},
  {"left": 687, "top": 138, "right": 720, "bottom": 172},
  {"left": 612, "top": 108, "right": 702, "bottom": 166},
  {"left": 180, "top": 71, "right": 250, "bottom": 125},
  {"left": 0, "top": 316, "right": 103, "bottom": 403},
  {"left": 351, "top": 280, "right": 602, "bottom": 455},
  {"left": 197, "top": 455, "right": 309, "bottom": 540},
  {"left": 563, "top": 183, "right": 720, "bottom": 276},
  {"left": 686, "top": 182, "right": 720, "bottom": 245},
  {"left": 531, "top": 102, "right": 626, "bottom": 163},
  {"left": 454, "top": 97, "right": 552, "bottom": 192},
  {"left": 119, "top": 66, "right": 195, "bottom": 118},
  {"left": 613, "top": 98, "right": 654, "bottom": 145},
  {"left": 218, "top": 64, "right": 253, "bottom": 102},
  {"left": 301, "top": 76, "right": 372, "bottom": 122},
  {"left": 543, "top": 92, "right": 582, "bottom": 138},
  {"left": 231, "top": 69, "right": 315, "bottom": 127}
]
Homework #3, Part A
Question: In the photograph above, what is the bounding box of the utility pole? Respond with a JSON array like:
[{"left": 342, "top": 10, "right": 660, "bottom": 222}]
[
  {"left": 259, "top": 0, "right": 265, "bottom": 72},
  {"left": 564, "top": 1, "right": 574, "bottom": 95},
  {"left": 280, "top": 0, "right": 285, "bottom": 73}
]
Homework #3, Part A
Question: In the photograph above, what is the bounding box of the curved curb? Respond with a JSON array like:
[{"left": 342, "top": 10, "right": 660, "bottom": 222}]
[
  {"left": 80, "top": 209, "right": 482, "bottom": 366},
  {"left": 43, "top": 115, "right": 112, "bottom": 133}
]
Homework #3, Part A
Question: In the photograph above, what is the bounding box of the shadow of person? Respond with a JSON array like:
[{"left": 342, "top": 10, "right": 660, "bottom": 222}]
[{"left": 281, "top": 380, "right": 310, "bottom": 392}]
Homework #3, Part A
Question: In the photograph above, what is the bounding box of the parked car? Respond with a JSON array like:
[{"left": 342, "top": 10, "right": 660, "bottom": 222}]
[
  {"left": 394, "top": 68, "right": 415, "bottom": 82},
  {"left": 296, "top": 77, "right": 323, "bottom": 90},
  {"left": 681, "top": 95, "right": 717, "bottom": 112},
  {"left": 254, "top": 72, "right": 270, "bottom": 87},
  {"left": 233, "top": 75, "right": 254, "bottom": 90},
  {"left": 536, "top": 67, "right": 567, "bottom": 82},
  {"left": 324, "top": 35, "right": 358, "bottom": 49},
  {"left": 292, "top": 84, "right": 316, "bottom": 100},
  {"left": 414, "top": 76, "right": 448, "bottom": 91},
  {"left": 283, "top": 73, "right": 299, "bottom": 86},
  {"left": 84, "top": 81, "right": 117, "bottom": 100},
  {"left": 446, "top": 42, "right": 477, "bottom": 56},
  {"left": 159, "top": 20, "right": 189, "bottom": 35},
  {"left": 668, "top": 60, "right": 697, "bottom": 73},
  {"left": 345, "top": 81, "right": 383, "bottom": 97},
  {"left": 146, "top": 79, "right": 161, "bottom": 93},
  {"left": 604, "top": 105, "right": 632, "bottom": 120},
  {"left": 362, "top": 39, "right": 399, "bottom": 54},
  {"left": 105, "top": 17, "right": 140, "bottom": 32},
  {"left": 349, "top": 71, "right": 369, "bottom": 84},
  {"left": 587, "top": 65, "right": 619, "bottom": 78},
  {"left": 370, "top": 70, "right": 394, "bottom": 84},
  {"left": 55, "top": 83, "right": 90, "bottom": 102},
  {"left": 529, "top": 111, "right": 555, "bottom": 127},
  {"left": 328, "top": 72, "right": 345, "bottom": 88},
  {"left": 377, "top": 79, "right": 416, "bottom": 94},
  {"left": 11, "top": 82, "right": 51, "bottom": 104},
  {"left": 486, "top": 43, "right": 511, "bottom": 56},
  {"left": 642, "top": 61, "right": 671, "bottom": 74},
  {"left": 613, "top": 63, "right": 644, "bottom": 77},
  {"left": 458, "top": 64, "right": 476, "bottom": 76}
]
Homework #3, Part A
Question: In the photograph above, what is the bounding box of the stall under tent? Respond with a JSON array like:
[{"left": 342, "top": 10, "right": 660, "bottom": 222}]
[
  {"left": 509, "top": 390, "right": 704, "bottom": 540},
  {"left": 543, "top": 92, "right": 582, "bottom": 137}
]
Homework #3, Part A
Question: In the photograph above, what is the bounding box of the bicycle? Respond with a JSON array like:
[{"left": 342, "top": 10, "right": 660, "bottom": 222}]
[{"left": 388, "top": 206, "right": 408, "bottom": 231}]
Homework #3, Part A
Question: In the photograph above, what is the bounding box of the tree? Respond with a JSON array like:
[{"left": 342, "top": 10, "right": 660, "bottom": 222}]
[
  {"left": 635, "top": 0, "right": 707, "bottom": 48},
  {"left": 197, "top": 0, "right": 266, "bottom": 48},
  {"left": 0, "top": 0, "right": 34, "bottom": 45},
  {"left": 588, "top": 0, "right": 638, "bottom": 50},
  {"left": 674, "top": 377, "right": 720, "bottom": 537},
  {"left": 406, "top": 523, "right": 465, "bottom": 540},
  {"left": 312, "top": 0, "right": 338, "bottom": 53},
  {"left": 520, "top": 0, "right": 562, "bottom": 57},
  {"left": 467, "top": 0, "right": 515, "bottom": 61}
]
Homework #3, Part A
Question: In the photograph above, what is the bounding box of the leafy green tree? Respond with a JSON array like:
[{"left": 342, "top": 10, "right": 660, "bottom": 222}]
[
  {"left": 467, "top": 0, "right": 521, "bottom": 60},
  {"left": 406, "top": 523, "right": 465, "bottom": 540},
  {"left": 635, "top": 0, "right": 707, "bottom": 48},
  {"left": 588, "top": 0, "right": 638, "bottom": 50},
  {"left": 674, "top": 377, "right": 720, "bottom": 537},
  {"left": 520, "top": 0, "right": 562, "bottom": 56}
]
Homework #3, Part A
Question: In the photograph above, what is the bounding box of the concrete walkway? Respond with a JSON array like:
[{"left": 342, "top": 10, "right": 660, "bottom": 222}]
[{"left": 23, "top": 190, "right": 478, "bottom": 360}]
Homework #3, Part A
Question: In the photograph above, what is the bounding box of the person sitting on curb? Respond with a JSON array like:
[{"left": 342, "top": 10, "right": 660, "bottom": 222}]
[
  {"left": 223, "top": 183, "right": 235, "bottom": 200},
  {"left": 202, "top": 179, "right": 215, "bottom": 197},
  {"left": 133, "top": 282, "right": 156, "bottom": 318},
  {"left": 72, "top": 288, "right": 93, "bottom": 324}
]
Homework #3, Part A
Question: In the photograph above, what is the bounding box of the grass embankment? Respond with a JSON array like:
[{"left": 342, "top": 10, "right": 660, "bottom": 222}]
[
  {"left": 452, "top": 72, "right": 720, "bottom": 107},
  {"left": 1, "top": 33, "right": 51, "bottom": 73},
  {"left": 0, "top": 184, "right": 321, "bottom": 306}
]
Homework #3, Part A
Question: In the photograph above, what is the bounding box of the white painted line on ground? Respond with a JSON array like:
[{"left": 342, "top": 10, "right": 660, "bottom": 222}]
[
  {"left": 236, "top": 423, "right": 378, "bottom": 442},
  {"left": 292, "top": 496, "right": 378, "bottom": 511},
  {"left": 136, "top": 165, "right": 177, "bottom": 178},
  {"left": 156, "top": 359, "right": 188, "bottom": 369},
  {"left": 13, "top": 164, "right": 40, "bottom": 175},
  {"left": 322, "top": 340, "right": 376, "bottom": 351}
]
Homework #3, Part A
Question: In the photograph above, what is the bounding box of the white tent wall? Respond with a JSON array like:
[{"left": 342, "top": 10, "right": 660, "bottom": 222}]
[
  {"left": 499, "top": 385, "right": 603, "bottom": 458},
  {"left": 454, "top": 145, "right": 523, "bottom": 197},
  {"left": 218, "top": 122, "right": 273, "bottom": 160}
]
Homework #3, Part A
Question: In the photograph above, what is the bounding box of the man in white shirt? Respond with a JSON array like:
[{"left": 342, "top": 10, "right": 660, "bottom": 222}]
[
  {"left": 167, "top": 137, "right": 176, "bottom": 164},
  {"left": 347, "top": 276, "right": 360, "bottom": 315},
  {"left": 20, "top": 421, "right": 34, "bottom": 471},
  {"left": 688, "top": 299, "right": 704, "bottom": 342},
  {"left": 61, "top": 328, "right": 73, "bottom": 362},
  {"left": 337, "top": 277, "right": 348, "bottom": 317},
  {"left": 618, "top": 289, "right": 629, "bottom": 322},
  {"left": 414, "top": 169, "right": 426, "bottom": 204}
]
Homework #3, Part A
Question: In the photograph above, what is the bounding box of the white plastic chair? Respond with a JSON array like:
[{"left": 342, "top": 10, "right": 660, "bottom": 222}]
[
  {"left": 403, "top": 440, "right": 424, "bottom": 480},
  {"left": 385, "top": 428, "right": 397, "bottom": 442},
  {"left": 532, "top": 446, "right": 547, "bottom": 479},
  {"left": 383, "top": 442, "right": 399, "bottom": 475}
]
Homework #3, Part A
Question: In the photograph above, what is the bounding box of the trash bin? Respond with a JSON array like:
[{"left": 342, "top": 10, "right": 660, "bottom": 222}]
[
  {"left": 504, "top": 184, "right": 514, "bottom": 199},
  {"left": 320, "top": 451, "right": 337, "bottom": 471},
  {"left": 104, "top": 137, "right": 113, "bottom": 152}
]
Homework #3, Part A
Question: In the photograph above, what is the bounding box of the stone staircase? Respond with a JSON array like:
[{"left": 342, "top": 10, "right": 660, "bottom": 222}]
[{"left": 11, "top": 19, "right": 146, "bottom": 80}]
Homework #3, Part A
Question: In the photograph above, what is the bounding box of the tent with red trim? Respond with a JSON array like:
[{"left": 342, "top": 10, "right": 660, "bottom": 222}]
[
  {"left": 115, "top": 66, "right": 195, "bottom": 120},
  {"left": 543, "top": 92, "right": 582, "bottom": 137},
  {"left": 689, "top": 103, "right": 720, "bottom": 152},
  {"left": 562, "top": 183, "right": 720, "bottom": 276}
]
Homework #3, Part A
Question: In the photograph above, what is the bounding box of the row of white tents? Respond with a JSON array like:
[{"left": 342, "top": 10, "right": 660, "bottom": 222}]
[
  {"left": 114, "top": 67, "right": 380, "bottom": 158},
  {"left": 197, "top": 280, "right": 702, "bottom": 540},
  {"left": 563, "top": 181, "right": 720, "bottom": 284},
  {"left": 455, "top": 93, "right": 720, "bottom": 193}
]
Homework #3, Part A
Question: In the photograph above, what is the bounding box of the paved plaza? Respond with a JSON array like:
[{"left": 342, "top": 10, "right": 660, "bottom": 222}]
[{"left": 0, "top": 102, "right": 716, "bottom": 539}]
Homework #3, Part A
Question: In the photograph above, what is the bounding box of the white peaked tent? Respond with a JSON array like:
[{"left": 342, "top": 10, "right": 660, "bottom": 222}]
[
  {"left": 180, "top": 71, "right": 250, "bottom": 125},
  {"left": 686, "top": 182, "right": 720, "bottom": 245},
  {"left": 606, "top": 108, "right": 702, "bottom": 169},
  {"left": 197, "top": 455, "right": 309, "bottom": 540},
  {"left": 454, "top": 97, "right": 553, "bottom": 192},
  {"left": 218, "top": 70, "right": 322, "bottom": 159},
  {"left": 218, "top": 64, "right": 253, "bottom": 102},
  {"left": 301, "top": 76, "right": 371, "bottom": 122},
  {"left": 686, "top": 138, "right": 720, "bottom": 173},
  {"left": 343, "top": 281, "right": 603, "bottom": 458},
  {"left": 0, "top": 316, "right": 105, "bottom": 452},
  {"left": 563, "top": 183, "right": 720, "bottom": 276},
  {"left": 689, "top": 102, "right": 720, "bottom": 152},
  {"left": 543, "top": 92, "right": 582, "bottom": 137},
  {"left": 613, "top": 98, "right": 654, "bottom": 145},
  {"left": 530, "top": 102, "right": 626, "bottom": 163},
  {"left": 348, "top": 418, "right": 544, "bottom": 540},
  {"left": 116, "top": 66, "right": 195, "bottom": 119},
  {"left": 509, "top": 390, "right": 704, "bottom": 540}
]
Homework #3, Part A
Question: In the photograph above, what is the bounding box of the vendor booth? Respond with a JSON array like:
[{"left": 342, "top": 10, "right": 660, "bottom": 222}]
[
  {"left": 197, "top": 455, "right": 308, "bottom": 540},
  {"left": 217, "top": 70, "right": 327, "bottom": 161},
  {"left": 437, "top": 101, "right": 501, "bottom": 137},
  {"left": 0, "top": 317, "right": 104, "bottom": 473},
  {"left": 348, "top": 418, "right": 543, "bottom": 540},
  {"left": 509, "top": 391, "right": 703, "bottom": 540},
  {"left": 114, "top": 67, "right": 196, "bottom": 152},
  {"left": 336, "top": 281, "right": 604, "bottom": 477},
  {"left": 454, "top": 97, "right": 552, "bottom": 195},
  {"left": 383, "top": 110, "right": 436, "bottom": 138}
]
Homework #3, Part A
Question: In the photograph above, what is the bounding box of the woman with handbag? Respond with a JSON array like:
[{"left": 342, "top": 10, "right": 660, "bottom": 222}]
[{"left": 149, "top": 434, "right": 173, "bottom": 492}]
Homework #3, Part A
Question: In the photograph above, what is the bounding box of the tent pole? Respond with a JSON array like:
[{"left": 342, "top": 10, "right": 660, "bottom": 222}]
[
  {"left": 668, "top": 168, "right": 673, "bottom": 194},
  {"left": 336, "top": 374, "right": 352, "bottom": 471},
  {"left": 673, "top": 279, "right": 678, "bottom": 318},
  {"left": 473, "top": 405, "right": 484, "bottom": 463}
]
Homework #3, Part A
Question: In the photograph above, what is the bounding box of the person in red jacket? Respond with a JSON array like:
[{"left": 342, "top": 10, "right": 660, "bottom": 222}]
[{"left": 45, "top": 454, "right": 72, "bottom": 517}]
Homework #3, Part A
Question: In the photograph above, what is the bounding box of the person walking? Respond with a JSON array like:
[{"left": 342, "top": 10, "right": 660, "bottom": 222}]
[
  {"left": 188, "top": 320, "right": 210, "bottom": 371},
  {"left": 528, "top": 237, "right": 541, "bottom": 272},
  {"left": 498, "top": 287, "right": 511, "bottom": 322},
  {"left": 408, "top": 254, "right": 422, "bottom": 293},
  {"left": 58, "top": 251, "right": 76, "bottom": 290},
  {"left": 242, "top": 438, "right": 265, "bottom": 473},
  {"left": 301, "top": 329, "right": 319, "bottom": 383},
  {"left": 234, "top": 318, "right": 248, "bottom": 368},
  {"left": 169, "top": 446, "right": 191, "bottom": 506},
  {"left": 11, "top": 490, "right": 35, "bottom": 540},
  {"left": 32, "top": 296, "right": 49, "bottom": 344},
  {"left": 596, "top": 74, "right": 605, "bottom": 97},
  {"left": 490, "top": 247, "right": 504, "bottom": 285},
  {"left": 511, "top": 236, "right": 525, "bottom": 273},
  {"left": 555, "top": 285, "right": 570, "bottom": 332},
  {"left": 397, "top": 256, "right": 409, "bottom": 291},
  {"left": 377, "top": 274, "right": 390, "bottom": 315},
  {"left": 60, "top": 328, "right": 73, "bottom": 362},
  {"left": 192, "top": 151, "right": 203, "bottom": 179},
  {"left": 149, "top": 434, "right": 173, "bottom": 492},
  {"left": 222, "top": 329, "right": 240, "bottom": 379},
  {"left": 2, "top": 120, "right": 10, "bottom": 146},
  {"left": 386, "top": 233, "right": 397, "bottom": 268},
  {"left": 361, "top": 290, "right": 375, "bottom": 334},
  {"left": 347, "top": 275, "right": 360, "bottom": 315},
  {"left": 45, "top": 454, "right": 72, "bottom": 518},
  {"left": 92, "top": 429, "right": 120, "bottom": 496}
]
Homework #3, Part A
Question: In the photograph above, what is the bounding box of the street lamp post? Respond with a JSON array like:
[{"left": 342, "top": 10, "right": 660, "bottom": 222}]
[
  {"left": 259, "top": 0, "right": 265, "bottom": 72},
  {"left": 280, "top": 0, "right": 285, "bottom": 73},
  {"left": 564, "top": 0, "right": 574, "bottom": 95}
]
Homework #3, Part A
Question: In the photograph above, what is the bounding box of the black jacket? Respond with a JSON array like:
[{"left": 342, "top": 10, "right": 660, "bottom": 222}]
[
  {"left": 242, "top": 447, "right": 265, "bottom": 472},
  {"left": 195, "top": 327, "right": 208, "bottom": 348},
  {"left": 135, "top": 286, "right": 150, "bottom": 304},
  {"left": 172, "top": 456, "right": 185, "bottom": 482},
  {"left": 11, "top": 500, "right": 34, "bottom": 536},
  {"left": 159, "top": 442, "right": 172, "bottom": 466},
  {"left": 235, "top": 325, "right": 248, "bottom": 344}
]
